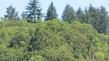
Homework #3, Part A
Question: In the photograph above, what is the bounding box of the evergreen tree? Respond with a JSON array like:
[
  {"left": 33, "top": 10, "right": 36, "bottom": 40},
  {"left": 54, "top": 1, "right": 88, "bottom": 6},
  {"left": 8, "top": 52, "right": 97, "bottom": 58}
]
[
  {"left": 84, "top": 8, "right": 89, "bottom": 23},
  {"left": 25, "top": 0, "right": 42, "bottom": 22},
  {"left": 106, "top": 16, "right": 109, "bottom": 33},
  {"left": 84, "top": 4, "right": 101, "bottom": 32},
  {"left": 76, "top": 7, "right": 85, "bottom": 23},
  {"left": 45, "top": 2, "right": 58, "bottom": 21},
  {"left": 98, "top": 6, "right": 108, "bottom": 33},
  {"left": 21, "top": 12, "right": 27, "bottom": 19},
  {"left": 62, "top": 4, "right": 76, "bottom": 23},
  {"left": 82, "top": 4, "right": 109, "bottom": 33},
  {"left": 87, "top": 4, "right": 96, "bottom": 24},
  {"left": 4, "top": 5, "right": 19, "bottom": 20}
]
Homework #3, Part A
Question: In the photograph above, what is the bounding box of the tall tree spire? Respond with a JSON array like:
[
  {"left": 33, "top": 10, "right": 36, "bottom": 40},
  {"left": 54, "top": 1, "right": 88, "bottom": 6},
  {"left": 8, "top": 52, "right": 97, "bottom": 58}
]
[
  {"left": 45, "top": 2, "right": 58, "bottom": 21},
  {"left": 24, "top": 0, "right": 42, "bottom": 22}
]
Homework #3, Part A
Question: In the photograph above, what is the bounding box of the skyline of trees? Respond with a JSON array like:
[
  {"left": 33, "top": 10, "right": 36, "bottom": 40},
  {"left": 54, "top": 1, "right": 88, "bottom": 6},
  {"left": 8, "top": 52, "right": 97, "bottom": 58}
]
[
  {"left": 1, "top": 1, "right": 108, "bottom": 20},
  {"left": 1, "top": 0, "right": 109, "bottom": 34}
]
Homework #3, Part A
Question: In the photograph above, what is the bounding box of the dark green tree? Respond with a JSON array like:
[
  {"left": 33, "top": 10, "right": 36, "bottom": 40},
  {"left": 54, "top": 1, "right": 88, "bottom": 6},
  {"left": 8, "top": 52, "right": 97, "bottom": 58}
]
[
  {"left": 62, "top": 4, "right": 76, "bottom": 23},
  {"left": 21, "top": 12, "right": 27, "bottom": 19},
  {"left": 84, "top": 8, "right": 89, "bottom": 23},
  {"left": 98, "top": 6, "right": 108, "bottom": 33},
  {"left": 4, "top": 5, "right": 19, "bottom": 20},
  {"left": 76, "top": 7, "right": 85, "bottom": 23},
  {"left": 25, "top": 0, "right": 42, "bottom": 22},
  {"left": 85, "top": 4, "right": 109, "bottom": 33},
  {"left": 106, "top": 16, "right": 109, "bottom": 33},
  {"left": 87, "top": 4, "right": 96, "bottom": 24},
  {"left": 45, "top": 2, "right": 58, "bottom": 21}
]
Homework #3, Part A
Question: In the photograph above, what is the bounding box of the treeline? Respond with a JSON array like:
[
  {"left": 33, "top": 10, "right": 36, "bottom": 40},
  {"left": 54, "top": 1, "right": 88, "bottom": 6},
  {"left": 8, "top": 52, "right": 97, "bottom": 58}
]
[{"left": 2, "top": 0, "right": 109, "bottom": 34}]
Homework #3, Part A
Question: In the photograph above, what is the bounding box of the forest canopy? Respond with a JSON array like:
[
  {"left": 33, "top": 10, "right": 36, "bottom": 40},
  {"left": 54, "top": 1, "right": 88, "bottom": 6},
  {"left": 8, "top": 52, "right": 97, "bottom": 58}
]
[
  {"left": 0, "top": 0, "right": 109, "bottom": 61},
  {"left": 0, "top": 20, "right": 109, "bottom": 61}
]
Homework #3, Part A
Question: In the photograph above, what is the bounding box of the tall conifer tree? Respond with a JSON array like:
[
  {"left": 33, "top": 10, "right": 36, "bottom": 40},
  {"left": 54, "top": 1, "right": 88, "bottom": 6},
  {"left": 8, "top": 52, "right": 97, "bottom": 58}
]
[
  {"left": 25, "top": 0, "right": 42, "bottom": 22},
  {"left": 4, "top": 5, "right": 19, "bottom": 20},
  {"left": 62, "top": 4, "right": 76, "bottom": 23},
  {"left": 45, "top": 2, "right": 58, "bottom": 21}
]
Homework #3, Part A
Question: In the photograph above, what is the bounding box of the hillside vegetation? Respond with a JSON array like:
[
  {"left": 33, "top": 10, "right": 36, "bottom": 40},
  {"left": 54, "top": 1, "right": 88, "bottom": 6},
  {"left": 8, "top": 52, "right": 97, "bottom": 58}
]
[{"left": 0, "top": 20, "right": 109, "bottom": 61}]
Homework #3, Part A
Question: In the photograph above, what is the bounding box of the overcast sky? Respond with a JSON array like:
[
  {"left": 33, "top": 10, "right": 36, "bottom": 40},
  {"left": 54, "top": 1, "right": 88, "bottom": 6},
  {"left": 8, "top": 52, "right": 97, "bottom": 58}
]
[{"left": 0, "top": 0, "right": 109, "bottom": 17}]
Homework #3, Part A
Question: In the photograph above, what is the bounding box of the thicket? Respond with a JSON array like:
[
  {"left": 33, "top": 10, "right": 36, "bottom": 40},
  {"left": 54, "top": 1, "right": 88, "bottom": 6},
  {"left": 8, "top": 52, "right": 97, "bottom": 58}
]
[
  {"left": 0, "top": 0, "right": 109, "bottom": 61},
  {"left": 0, "top": 20, "right": 109, "bottom": 61}
]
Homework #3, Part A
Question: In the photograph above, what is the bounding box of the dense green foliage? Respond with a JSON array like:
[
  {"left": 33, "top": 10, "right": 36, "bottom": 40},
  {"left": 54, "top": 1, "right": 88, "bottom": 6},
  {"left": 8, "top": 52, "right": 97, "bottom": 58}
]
[
  {"left": 0, "top": 20, "right": 109, "bottom": 61},
  {"left": 1, "top": 0, "right": 109, "bottom": 61}
]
